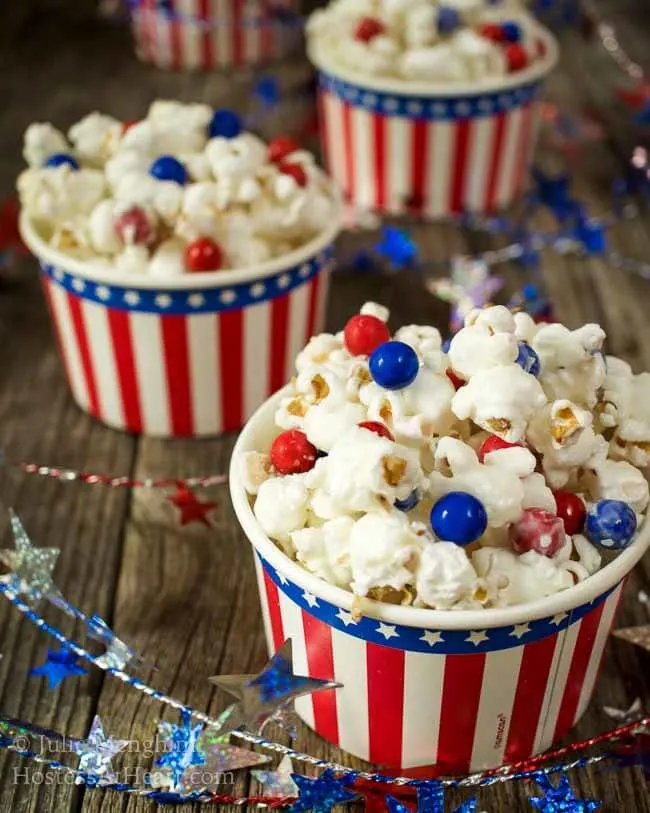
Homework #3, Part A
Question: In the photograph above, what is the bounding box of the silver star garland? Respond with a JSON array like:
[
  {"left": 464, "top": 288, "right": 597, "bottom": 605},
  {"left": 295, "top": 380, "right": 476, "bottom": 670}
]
[{"left": 0, "top": 511, "right": 60, "bottom": 603}]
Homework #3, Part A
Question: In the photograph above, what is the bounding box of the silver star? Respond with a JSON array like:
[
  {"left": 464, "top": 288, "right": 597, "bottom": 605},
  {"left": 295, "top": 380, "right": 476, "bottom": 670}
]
[
  {"left": 0, "top": 511, "right": 60, "bottom": 603},
  {"left": 72, "top": 716, "right": 129, "bottom": 782},
  {"left": 209, "top": 640, "right": 341, "bottom": 734},
  {"left": 252, "top": 754, "right": 299, "bottom": 798}
]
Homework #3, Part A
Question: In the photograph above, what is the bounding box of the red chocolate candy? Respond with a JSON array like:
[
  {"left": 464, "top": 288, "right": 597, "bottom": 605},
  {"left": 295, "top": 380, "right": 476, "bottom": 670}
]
[
  {"left": 505, "top": 43, "right": 528, "bottom": 72},
  {"left": 270, "top": 429, "right": 318, "bottom": 475},
  {"left": 553, "top": 490, "right": 587, "bottom": 536},
  {"left": 446, "top": 369, "right": 465, "bottom": 390},
  {"left": 358, "top": 421, "right": 394, "bottom": 441},
  {"left": 184, "top": 237, "right": 224, "bottom": 272},
  {"left": 343, "top": 314, "right": 391, "bottom": 356},
  {"left": 268, "top": 135, "right": 301, "bottom": 163},
  {"left": 478, "top": 435, "right": 522, "bottom": 463},
  {"left": 354, "top": 16, "right": 385, "bottom": 42},
  {"left": 278, "top": 161, "right": 308, "bottom": 187}
]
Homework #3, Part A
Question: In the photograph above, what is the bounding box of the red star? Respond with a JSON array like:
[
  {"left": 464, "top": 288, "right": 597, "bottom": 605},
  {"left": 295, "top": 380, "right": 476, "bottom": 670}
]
[
  {"left": 168, "top": 487, "right": 217, "bottom": 527},
  {"left": 617, "top": 83, "right": 650, "bottom": 110}
]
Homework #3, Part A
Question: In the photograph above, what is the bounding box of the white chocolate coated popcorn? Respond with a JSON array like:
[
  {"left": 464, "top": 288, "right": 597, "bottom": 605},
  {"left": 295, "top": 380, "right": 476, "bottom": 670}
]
[
  {"left": 308, "top": 0, "right": 546, "bottom": 83},
  {"left": 451, "top": 363, "right": 546, "bottom": 442},
  {"left": 242, "top": 303, "right": 649, "bottom": 611},
  {"left": 350, "top": 511, "right": 422, "bottom": 597},
  {"left": 415, "top": 540, "right": 482, "bottom": 608},
  {"left": 19, "top": 101, "right": 335, "bottom": 274}
]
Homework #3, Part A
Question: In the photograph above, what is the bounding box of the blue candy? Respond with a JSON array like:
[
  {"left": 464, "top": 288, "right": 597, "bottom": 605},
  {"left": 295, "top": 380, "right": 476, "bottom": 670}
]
[
  {"left": 395, "top": 490, "right": 420, "bottom": 512},
  {"left": 209, "top": 109, "right": 243, "bottom": 139},
  {"left": 515, "top": 342, "right": 541, "bottom": 376},
  {"left": 437, "top": 6, "right": 461, "bottom": 35},
  {"left": 501, "top": 21, "right": 522, "bottom": 42},
  {"left": 441, "top": 338, "right": 452, "bottom": 353},
  {"left": 369, "top": 341, "right": 419, "bottom": 390},
  {"left": 585, "top": 499, "right": 637, "bottom": 549},
  {"left": 430, "top": 492, "right": 488, "bottom": 546},
  {"left": 44, "top": 153, "right": 79, "bottom": 170},
  {"left": 149, "top": 155, "right": 188, "bottom": 185}
]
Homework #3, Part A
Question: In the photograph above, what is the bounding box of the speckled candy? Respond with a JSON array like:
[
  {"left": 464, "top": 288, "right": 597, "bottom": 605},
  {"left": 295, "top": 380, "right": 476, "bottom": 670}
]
[
  {"left": 509, "top": 508, "right": 566, "bottom": 557},
  {"left": 585, "top": 499, "right": 637, "bottom": 550}
]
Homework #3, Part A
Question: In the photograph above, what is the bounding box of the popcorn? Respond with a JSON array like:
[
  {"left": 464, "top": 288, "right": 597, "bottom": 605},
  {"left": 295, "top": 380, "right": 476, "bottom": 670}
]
[
  {"left": 18, "top": 165, "right": 106, "bottom": 223},
  {"left": 23, "top": 123, "right": 69, "bottom": 168},
  {"left": 472, "top": 547, "right": 575, "bottom": 607},
  {"left": 241, "top": 304, "right": 649, "bottom": 611},
  {"left": 239, "top": 452, "right": 272, "bottom": 495},
  {"left": 19, "top": 102, "right": 335, "bottom": 275},
  {"left": 430, "top": 437, "right": 525, "bottom": 527},
  {"left": 415, "top": 540, "right": 483, "bottom": 609},
  {"left": 308, "top": 0, "right": 546, "bottom": 82},
  {"left": 253, "top": 475, "right": 310, "bottom": 547},
  {"left": 533, "top": 323, "right": 606, "bottom": 409},
  {"left": 585, "top": 459, "right": 650, "bottom": 513},
  {"left": 527, "top": 401, "right": 608, "bottom": 488},
  {"left": 448, "top": 313, "right": 518, "bottom": 379},
  {"left": 68, "top": 112, "right": 122, "bottom": 167},
  {"left": 451, "top": 363, "right": 546, "bottom": 442},
  {"left": 349, "top": 511, "right": 422, "bottom": 597},
  {"left": 394, "top": 324, "right": 447, "bottom": 372},
  {"left": 291, "top": 517, "right": 354, "bottom": 588},
  {"left": 306, "top": 425, "right": 425, "bottom": 514}
]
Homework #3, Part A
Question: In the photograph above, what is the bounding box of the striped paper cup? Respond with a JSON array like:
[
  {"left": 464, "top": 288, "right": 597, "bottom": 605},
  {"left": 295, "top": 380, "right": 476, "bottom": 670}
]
[
  {"left": 309, "top": 27, "right": 558, "bottom": 218},
  {"left": 231, "top": 388, "right": 650, "bottom": 772},
  {"left": 20, "top": 214, "right": 340, "bottom": 437},
  {"left": 130, "top": 0, "right": 301, "bottom": 71}
]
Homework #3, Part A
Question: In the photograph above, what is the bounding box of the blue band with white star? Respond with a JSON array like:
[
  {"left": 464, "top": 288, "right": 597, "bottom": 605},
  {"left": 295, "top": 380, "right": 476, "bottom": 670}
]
[
  {"left": 317, "top": 72, "right": 543, "bottom": 121},
  {"left": 40, "top": 248, "right": 333, "bottom": 315},
  {"left": 259, "top": 554, "right": 618, "bottom": 654}
]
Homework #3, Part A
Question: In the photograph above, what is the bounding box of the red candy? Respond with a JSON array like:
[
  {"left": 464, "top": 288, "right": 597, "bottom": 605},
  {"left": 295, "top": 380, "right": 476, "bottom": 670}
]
[
  {"left": 505, "top": 43, "right": 528, "bottom": 72},
  {"left": 270, "top": 430, "right": 318, "bottom": 475},
  {"left": 446, "top": 369, "right": 465, "bottom": 390},
  {"left": 278, "top": 161, "right": 307, "bottom": 187},
  {"left": 268, "top": 135, "right": 301, "bottom": 163},
  {"left": 479, "top": 23, "right": 504, "bottom": 42},
  {"left": 553, "top": 490, "right": 587, "bottom": 535},
  {"left": 358, "top": 421, "right": 394, "bottom": 441},
  {"left": 114, "top": 206, "right": 152, "bottom": 245},
  {"left": 354, "top": 16, "right": 385, "bottom": 42},
  {"left": 509, "top": 508, "right": 566, "bottom": 557},
  {"left": 184, "top": 237, "right": 224, "bottom": 272},
  {"left": 478, "top": 435, "right": 522, "bottom": 463},
  {"left": 122, "top": 120, "right": 138, "bottom": 134},
  {"left": 343, "top": 314, "right": 391, "bottom": 356}
]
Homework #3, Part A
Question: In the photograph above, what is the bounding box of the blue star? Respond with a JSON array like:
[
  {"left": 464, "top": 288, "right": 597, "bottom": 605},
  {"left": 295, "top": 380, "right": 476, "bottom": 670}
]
[
  {"left": 210, "top": 640, "right": 340, "bottom": 733},
  {"left": 155, "top": 710, "right": 205, "bottom": 791},
  {"left": 634, "top": 101, "right": 650, "bottom": 126},
  {"left": 531, "top": 167, "right": 579, "bottom": 221},
  {"left": 374, "top": 226, "right": 418, "bottom": 270},
  {"left": 528, "top": 773, "right": 601, "bottom": 812},
  {"left": 254, "top": 76, "right": 281, "bottom": 108},
  {"left": 572, "top": 214, "right": 606, "bottom": 254},
  {"left": 30, "top": 647, "right": 87, "bottom": 690},
  {"left": 387, "top": 783, "right": 476, "bottom": 813},
  {"left": 289, "top": 769, "right": 357, "bottom": 813}
]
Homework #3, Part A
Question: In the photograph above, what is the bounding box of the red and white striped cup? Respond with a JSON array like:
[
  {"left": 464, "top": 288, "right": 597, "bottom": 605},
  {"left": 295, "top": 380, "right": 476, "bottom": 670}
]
[
  {"left": 130, "top": 0, "right": 301, "bottom": 71},
  {"left": 309, "top": 28, "right": 558, "bottom": 219},
  {"left": 20, "top": 215, "right": 340, "bottom": 437},
  {"left": 231, "top": 389, "right": 649, "bottom": 772}
]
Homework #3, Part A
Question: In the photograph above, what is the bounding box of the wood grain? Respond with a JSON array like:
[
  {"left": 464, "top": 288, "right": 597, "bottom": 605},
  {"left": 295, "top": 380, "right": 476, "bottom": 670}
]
[{"left": 0, "top": 1, "right": 649, "bottom": 810}]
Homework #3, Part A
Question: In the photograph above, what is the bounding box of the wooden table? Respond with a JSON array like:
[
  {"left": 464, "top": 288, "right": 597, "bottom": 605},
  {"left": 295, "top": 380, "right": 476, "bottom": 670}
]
[{"left": 1, "top": 1, "right": 650, "bottom": 810}]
